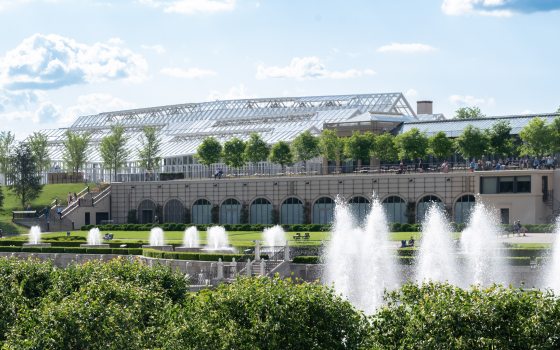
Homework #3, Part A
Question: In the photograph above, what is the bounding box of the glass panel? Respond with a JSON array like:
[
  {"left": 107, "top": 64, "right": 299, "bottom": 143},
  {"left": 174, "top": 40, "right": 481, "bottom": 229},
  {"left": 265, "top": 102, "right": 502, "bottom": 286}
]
[
  {"left": 498, "top": 177, "right": 514, "bottom": 193},
  {"left": 516, "top": 176, "right": 531, "bottom": 193},
  {"left": 164, "top": 199, "right": 185, "bottom": 223},
  {"left": 481, "top": 177, "right": 497, "bottom": 194}
]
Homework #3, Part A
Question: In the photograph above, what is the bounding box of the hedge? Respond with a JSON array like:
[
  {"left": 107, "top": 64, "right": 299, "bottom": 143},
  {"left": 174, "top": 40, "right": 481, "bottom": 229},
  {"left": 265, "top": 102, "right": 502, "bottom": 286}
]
[
  {"left": 142, "top": 249, "right": 266, "bottom": 262},
  {"left": 82, "top": 223, "right": 335, "bottom": 232},
  {"left": 293, "top": 256, "right": 320, "bottom": 264},
  {"left": 0, "top": 246, "right": 143, "bottom": 255}
]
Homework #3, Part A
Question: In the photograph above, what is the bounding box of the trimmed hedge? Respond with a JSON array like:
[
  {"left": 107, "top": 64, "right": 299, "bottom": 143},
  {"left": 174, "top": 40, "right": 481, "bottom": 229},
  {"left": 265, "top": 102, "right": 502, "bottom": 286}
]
[
  {"left": 0, "top": 246, "right": 143, "bottom": 255},
  {"left": 82, "top": 223, "right": 334, "bottom": 232},
  {"left": 142, "top": 249, "right": 264, "bottom": 262},
  {"left": 293, "top": 256, "right": 320, "bottom": 264}
]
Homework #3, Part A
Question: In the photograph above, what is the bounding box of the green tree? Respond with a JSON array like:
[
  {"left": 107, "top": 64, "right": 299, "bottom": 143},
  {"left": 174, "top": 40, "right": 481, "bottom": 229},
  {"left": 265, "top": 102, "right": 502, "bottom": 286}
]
[
  {"left": 27, "top": 132, "right": 50, "bottom": 173},
  {"left": 374, "top": 133, "right": 398, "bottom": 163},
  {"left": 453, "top": 106, "right": 485, "bottom": 119},
  {"left": 100, "top": 125, "right": 128, "bottom": 182},
  {"left": 0, "top": 131, "right": 15, "bottom": 176},
  {"left": 454, "top": 125, "right": 488, "bottom": 160},
  {"left": 62, "top": 131, "right": 91, "bottom": 175},
  {"left": 486, "top": 120, "right": 514, "bottom": 157},
  {"left": 196, "top": 137, "right": 222, "bottom": 166},
  {"left": 244, "top": 133, "right": 269, "bottom": 164},
  {"left": 428, "top": 131, "right": 453, "bottom": 160},
  {"left": 138, "top": 126, "right": 161, "bottom": 172},
  {"left": 394, "top": 128, "right": 428, "bottom": 161},
  {"left": 0, "top": 186, "right": 3, "bottom": 209},
  {"left": 269, "top": 141, "right": 293, "bottom": 170},
  {"left": 318, "top": 129, "right": 345, "bottom": 171},
  {"left": 344, "top": 131, "right": 375, "bottom": 168},
  {"left": 222, "top": 137, "right": 246, "bottom": 170},
  {"left": 6, "top": 143, "right": 43, "bottom": 208},
  {"left": 519, "top": 117, "right": 553, "bottom": 157},
  {"left": 291, "top": 130, "right": 320, "bottom": 165},
  {"left": 548, "top": 116, "right": 560, "bottom": 154}
]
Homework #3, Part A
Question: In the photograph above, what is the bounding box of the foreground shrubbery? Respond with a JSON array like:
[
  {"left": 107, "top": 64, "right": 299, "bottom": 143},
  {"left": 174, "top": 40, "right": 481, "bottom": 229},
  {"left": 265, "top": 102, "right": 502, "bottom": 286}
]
[{"left": 2, "top": 258, "right": 560, "bottom": 349}]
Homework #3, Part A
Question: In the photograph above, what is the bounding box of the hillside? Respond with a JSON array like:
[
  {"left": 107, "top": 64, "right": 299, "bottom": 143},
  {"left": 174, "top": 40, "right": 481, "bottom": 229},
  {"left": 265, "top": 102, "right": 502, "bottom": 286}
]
[{"left": 0, "top": 183, "right": 92, "bottom": 234}]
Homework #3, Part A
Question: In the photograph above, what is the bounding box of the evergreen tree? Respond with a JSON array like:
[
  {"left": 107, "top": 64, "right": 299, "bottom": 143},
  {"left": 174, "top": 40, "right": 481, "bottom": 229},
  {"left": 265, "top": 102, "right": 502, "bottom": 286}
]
[
  {"left": 100, "top": 125, "right": 128, "bottom": 182},
  {"left": 7, "top": 143, "right": 43, "bottom": 208}
]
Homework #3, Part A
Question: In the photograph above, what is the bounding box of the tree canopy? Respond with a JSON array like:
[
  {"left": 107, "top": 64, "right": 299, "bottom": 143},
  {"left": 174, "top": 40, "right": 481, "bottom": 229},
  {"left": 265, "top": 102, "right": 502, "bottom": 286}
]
[
  {"left": 486, "top": 120, "right": 514, "bottom": 157},
  {"left": 269, "top": 141, "right": 293, "bottom": 169},
  {"left": 62, "top": 131, "right": 91, "bottom": 175},
  {"left": 0, "top": 131, "right": 15, "bottom": 176},
  {"left": 455, "top": 125, "right": 488, "bottom": 160},
  {"left": 394, "top": 128, "right": 428, "bottom": 161},
  {"left": 374, "top": 133, "right": 398, "bottom": 163},
  {"left": 428, "top": 131, "right": 453, "bottom": 160},
  {"left": 518, "top": 117, "right": 553, "bottom": 157},
  {"left": 196, "top": 137, "right": 222, "bottom": 166},
  {"left": 318, "top": 129, "right": 344, "bottom": 163},
  {"left": 138, "top": 126, "right": 161, "bottom": 172},
  {"left": 344, "top": 131, "right": 375, "bottom": 165},
  {"left": 222, "top": 137, "right": 246, "bottom": 169},
  {"left": 6, "top": 143, "right": 43, "bottom": 207},
  {"left": 291, "top": 130, "right": 320, "bottom": 164},
  {"left": 453, "top": 106, "right": 485, "bottom": 119},
  {"left": 27, "top": 132, "right": 50, "bottom": 173},
  {"left": 244, "top": 133, "right": 269, "bottom": 163},
  {"left": 100, "top": 125, "right": 128, "bottom": 182}
]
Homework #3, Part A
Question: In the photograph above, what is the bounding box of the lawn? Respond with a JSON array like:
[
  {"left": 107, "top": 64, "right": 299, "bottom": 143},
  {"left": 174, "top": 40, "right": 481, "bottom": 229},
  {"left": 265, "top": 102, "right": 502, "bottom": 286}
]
[{"left": 0, "top": 183, "right": 92, "bottom": 234}]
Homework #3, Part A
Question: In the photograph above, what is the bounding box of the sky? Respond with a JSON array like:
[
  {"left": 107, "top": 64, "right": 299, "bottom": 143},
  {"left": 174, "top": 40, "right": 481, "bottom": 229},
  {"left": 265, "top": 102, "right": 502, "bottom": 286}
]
[{"left": 0, "top": 0, "right": 559, "bottom": 138}]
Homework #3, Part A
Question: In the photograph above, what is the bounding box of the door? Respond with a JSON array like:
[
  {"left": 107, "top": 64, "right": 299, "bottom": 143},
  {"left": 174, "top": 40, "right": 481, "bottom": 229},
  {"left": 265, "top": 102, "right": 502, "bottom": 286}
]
[
  {"left": 85, "top": 212, "right": 90, "bottom": 225},
  {"left": 500, "top": 208, "right": 509, "bottom": 225},
  {"left": 142, "top": 209, "right": 154, "bottom": 224}
]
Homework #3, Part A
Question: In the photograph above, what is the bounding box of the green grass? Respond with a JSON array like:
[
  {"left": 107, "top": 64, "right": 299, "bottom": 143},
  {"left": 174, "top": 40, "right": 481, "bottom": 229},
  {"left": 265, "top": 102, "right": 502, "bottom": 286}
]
[{"left": 0, "top": 183, "right": 92, "bottom": 234}]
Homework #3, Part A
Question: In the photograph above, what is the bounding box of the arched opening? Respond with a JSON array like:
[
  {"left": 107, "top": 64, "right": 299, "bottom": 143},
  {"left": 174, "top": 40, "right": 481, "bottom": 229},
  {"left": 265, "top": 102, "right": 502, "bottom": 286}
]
[
  {"left": 163, "top": 199, "right": 185, "bottom": 223},
  {"left": 138, "top": 199, "right": 157, "bottom": 224},
  {"left": 250, "top": 198, "right": 272, "bottom": 224},
  {"left": 192, "top": 199, "right": 212, "bottom": 225},
  {"left": 220, "top": 198, "right": 241, "bottom": 224},
  {"left": 313, "top": 197, "right": 335, "bottom": 224},
  {"left": 382, "top": 196, "right": 407, "bottom": 224},
  {"left": 416, "top": 195, "right": 444, "bottom": 223},
  {"left": 348, "top": 196, "right": 371, "bottom": 224},
  {"left": 454, "top": 194, "right": 476, "bottom": 223},
  {"left": 281, "top": 197, "right": 304, "bottom": 224}
]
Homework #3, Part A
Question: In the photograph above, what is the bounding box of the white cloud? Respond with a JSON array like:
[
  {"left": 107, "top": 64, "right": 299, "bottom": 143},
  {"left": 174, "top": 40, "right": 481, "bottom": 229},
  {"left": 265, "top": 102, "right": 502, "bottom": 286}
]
[
  {"left": 62, "top": 93, "right": 135, "bottom": 124},
  {"left": 377, "top": 43, "right": 437, "bottom": 54},
  {"left": 0, "top": 33, "right": 148, "bottom": 90},
  {"left": 0, "top": 0, "right": 60, "bottom": 12},
  {"left": 139, "top": 0, "right": 236, "bottom": 14},
  {"left": 449, "top": 94, "right": 496, "bottom": 106},
  {"left": 441, "top": 0, "right": 513, "bottom": 17},
  {"left": 405, "top": 89, "right": 418, "bottom": 100},
  {"left": 256, "top": 56, "right": 375, "bottom": 80},
  {"left": 160, "top": 67, "right": 217, "bottom": 78},
  {"left": 141, "top": 44, "right": 166, "bottom": 54},
  {"left": 208, "top": 84, "right": 254, "bottom": 100},
  {"left": 34, "top": 101, "right": 61, "bottom": 123}
]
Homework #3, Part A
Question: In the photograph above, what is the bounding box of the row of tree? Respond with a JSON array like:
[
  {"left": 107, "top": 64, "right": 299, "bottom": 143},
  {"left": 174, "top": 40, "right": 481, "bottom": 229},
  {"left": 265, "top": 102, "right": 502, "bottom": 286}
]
[{"left": 196, "top": 116, "right": 560, "bottom": 171}]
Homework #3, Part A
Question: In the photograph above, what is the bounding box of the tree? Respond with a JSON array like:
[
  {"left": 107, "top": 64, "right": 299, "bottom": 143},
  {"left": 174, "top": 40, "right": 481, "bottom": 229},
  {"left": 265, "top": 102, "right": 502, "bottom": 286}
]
[
  {"left": 486, "top": 120, "right": 514, "bottom": 157},
  {"left": 222, "top": 137, "right": 246, "bottom": 170},
  {"left": 100, "top": 125, "right": 128, "bottom": 182},
  {"left": 62, "top": 131, "right": 91, "bottom": 175},
  {"left": 344, "top": 131, "right": 375, "bottom": 168},
  {"left": 318, "top": 129, "right": 344, "bottom": 170},
  {"left": 291, "top": 130, "right": 320, "bottom": 165},
  {"left": 394, "top": 128, "right": 428, "bottom": 161},
  {"left": 373, "top": 133, "right": 398, "bottom": 163},
  {"left": 244, "top": 133, "right": 269, "bottom": 164},
  {"left": 548, "top": 116, "right": 560, "bottom": 154},
  {"left": 27, "top": 132, "right": 50, "bottom": 173},
  {"left": 6, "top": 143, "right": 43, "bottom": 208},
  {"left": 454, "top": 125, "right": 488, "bottom": 160},
  {"left": 453, "top": 106, "right": 485, "bottom": 119},
  {"left": 269, "top": 141, "right": 293, "bottom": 170},
  {"left": 196, "top": 137, "right": 222, "bottom": 166},
  {"left": 0, "top": 131, "right": 15, "bottom": 176},
  {"left": 138, "top": 126, "right": 161, "bottom": 172},
  {"left": 0, "top": 186, "right": 3, "bottom": 209},
  {"left": 428, "top": 131, "right": 453, "bottom": 160},
  {"left": 519, "top": 117, "right": 553, "bottom": 157}
]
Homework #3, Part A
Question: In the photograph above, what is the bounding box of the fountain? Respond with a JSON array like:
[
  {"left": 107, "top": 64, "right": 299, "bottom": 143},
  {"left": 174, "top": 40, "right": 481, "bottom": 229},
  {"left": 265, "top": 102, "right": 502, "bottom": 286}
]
[
  {"left": 544, "top": 217, "right": 560, "bottom": 292},
  {"left": 80, "top": 227, "right": 110, "bottom": 248},
  {"left": 142, "top": 227, "right": 173, "bottom": 251},
  {"left": 460, "top": 201, "right": 508, "bottom": 286},
  {"left": 175, "top": 226, "right": 202, "bottom": 252},
  {"left": 23, "top": 225, "right": 51, "bottom": 247},
  {"left": 415, "top": 204, "right": 458, "bottom": 285},
  {"left": 263, "top": 225, "right": 286, "bottom": 247},
  {"left": 203, "top": 226, "right": 235, "bottom": 253},
  {"left": 323, "top": 197, "right": 397, "bottom": 314}
]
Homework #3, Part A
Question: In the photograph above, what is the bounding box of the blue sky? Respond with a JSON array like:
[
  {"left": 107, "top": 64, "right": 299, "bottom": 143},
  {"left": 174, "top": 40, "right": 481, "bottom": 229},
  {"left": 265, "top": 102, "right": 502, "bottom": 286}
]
[{"left": 0, "top": 0, "right": 559, "bottom": 137}]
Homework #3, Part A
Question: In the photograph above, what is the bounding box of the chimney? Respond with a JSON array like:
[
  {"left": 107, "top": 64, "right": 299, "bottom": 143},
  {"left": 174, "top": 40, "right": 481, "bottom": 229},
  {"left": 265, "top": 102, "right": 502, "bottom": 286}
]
[{"left": 417, "top": 100, "right": 433, "bottom": 115}]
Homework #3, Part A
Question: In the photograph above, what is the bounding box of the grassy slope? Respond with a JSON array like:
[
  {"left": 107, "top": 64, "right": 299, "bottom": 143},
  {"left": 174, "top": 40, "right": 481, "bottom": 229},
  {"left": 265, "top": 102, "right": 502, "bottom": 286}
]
[{"left": 0, "top": 183, "right": 91, "bottom": 234}]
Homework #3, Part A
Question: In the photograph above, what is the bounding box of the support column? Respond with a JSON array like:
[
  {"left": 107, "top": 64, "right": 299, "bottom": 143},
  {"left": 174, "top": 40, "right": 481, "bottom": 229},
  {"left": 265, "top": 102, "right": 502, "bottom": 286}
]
[
  {"left": 255, "top": 240, "right": 261, "bottom": 262},
  {"left": 284, "top": 240, "right": 290, "bottom": 261}
]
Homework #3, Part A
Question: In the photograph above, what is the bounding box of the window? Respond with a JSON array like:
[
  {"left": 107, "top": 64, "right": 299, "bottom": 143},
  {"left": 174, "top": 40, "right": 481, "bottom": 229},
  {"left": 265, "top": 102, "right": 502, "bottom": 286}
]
[
  {"left": 281, "top": 197, "right": 304, "bottom": 224},
  {"left": 382, "top": 196, "right": 407, "bottom": 224},
  {"left": 313, "top": 197, "right": 335, "bottom": 224},
  {"left": 454, "top": 195, "right": 475, "bottom": 223},
  {"left": 481, "top": 176, "right": 531, "bottom": 194},
  {"left": 220, "top": 198, "right": 241, "bottom": 224},
  {"left": 250, "top": 198, "right": 272, "bottom": 224}
]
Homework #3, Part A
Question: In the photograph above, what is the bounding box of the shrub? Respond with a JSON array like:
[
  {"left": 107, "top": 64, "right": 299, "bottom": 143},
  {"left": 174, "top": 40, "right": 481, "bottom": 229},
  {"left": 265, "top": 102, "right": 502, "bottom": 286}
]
[{"left": 292, "top": 256, "right": 320, "bottom": 264}]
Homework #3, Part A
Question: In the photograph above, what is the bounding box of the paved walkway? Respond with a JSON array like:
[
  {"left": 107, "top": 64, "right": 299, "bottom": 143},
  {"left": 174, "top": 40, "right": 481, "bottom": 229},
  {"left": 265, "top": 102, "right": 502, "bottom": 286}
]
[{"left": 498, "top": 233, "right": 556, "bottom": 244}]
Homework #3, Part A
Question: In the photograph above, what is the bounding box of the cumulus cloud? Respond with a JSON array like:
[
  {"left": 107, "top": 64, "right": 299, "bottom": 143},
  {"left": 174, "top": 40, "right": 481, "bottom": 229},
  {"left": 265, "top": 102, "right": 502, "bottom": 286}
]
[
  {"left": 256, "top": 56, "right": 375, "bottom": 80},
  {"left": 160, "top": 67, "right": 217, "bottom": 78},
  {"left": 34, "top": 101, "right": 61, "bottom": 123},
  {"left": 139, "top": 0, "right": 236, "bottom": 14},
  {"left": 441, "top": 0, "right": 560, "bottom": 16},
  {"left": 377, "top": 43, "right": 437, "bottom": 54},
  {"left": 207, "top": 84, "right": 254, "bottom": 100},
  {"left": 0, "top": 33, "right": 148, "bottom": 90},
  {"left": 141, "top": 44, "right": 166, "bottom": 54},
  {"left": 449, "top": 94, "right": 496, "bottom": 106}
]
